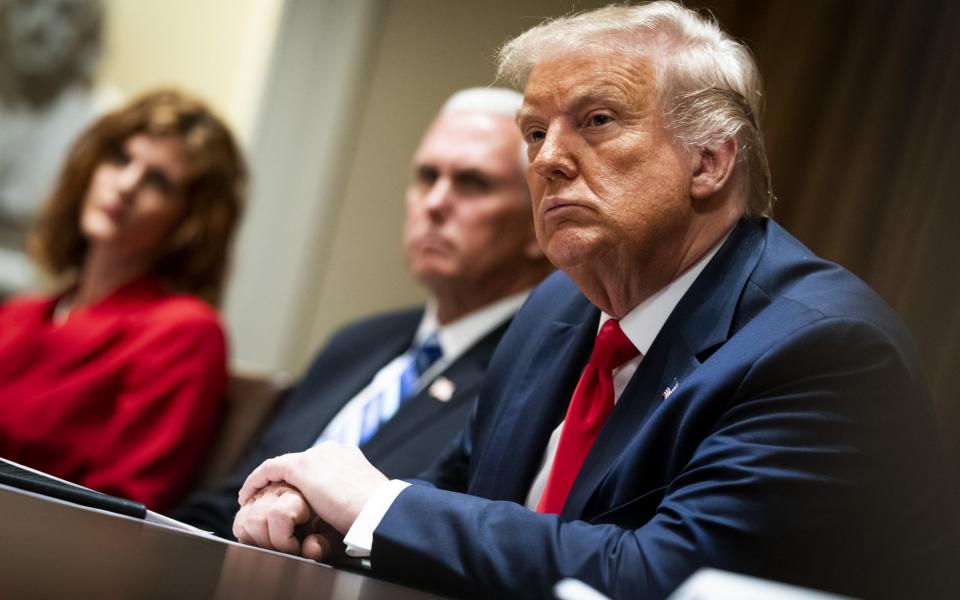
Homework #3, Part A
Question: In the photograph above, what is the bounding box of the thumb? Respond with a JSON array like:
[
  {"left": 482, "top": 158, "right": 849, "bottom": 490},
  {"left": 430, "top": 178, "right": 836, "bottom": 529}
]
[{"left": 238, "top": 455, "right": 294, "bottom": 504}]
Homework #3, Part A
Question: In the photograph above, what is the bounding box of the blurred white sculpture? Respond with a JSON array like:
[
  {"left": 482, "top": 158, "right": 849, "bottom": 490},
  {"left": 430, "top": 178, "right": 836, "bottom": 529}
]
[{"left": 0, "top": 0, "right": 118, "bottom": 224}]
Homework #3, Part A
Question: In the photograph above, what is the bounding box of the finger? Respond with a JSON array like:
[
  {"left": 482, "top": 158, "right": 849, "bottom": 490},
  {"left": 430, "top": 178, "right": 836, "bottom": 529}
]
[
  {"left": 238, "top": 456, "right": 293, "bottom": 504},
  {"left": 234, "top": 501, "right": 272, "bottom": 549},
  {"left": 301, "top": 530, "right": 342, "bottom": 562},
  {"left": 266, "top": 492, "right": 311, "bottom": 554},
  {"left": 232, "top": 504, "right": 253, "bottom": 543}
]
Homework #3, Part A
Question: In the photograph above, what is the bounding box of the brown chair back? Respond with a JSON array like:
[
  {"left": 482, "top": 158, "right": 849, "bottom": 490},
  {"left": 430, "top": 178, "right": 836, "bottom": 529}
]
[{"left": 194, "top": 371, "right": 287, "bottom": 489}]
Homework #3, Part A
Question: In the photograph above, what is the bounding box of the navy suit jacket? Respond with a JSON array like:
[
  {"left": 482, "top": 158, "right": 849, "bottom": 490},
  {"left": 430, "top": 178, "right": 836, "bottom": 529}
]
[
  {"left": 173, "top": 307, "right": 510, "bottom": 538},
  {"left": 368, "top": 219, "right": 959, "bottom": 599}
]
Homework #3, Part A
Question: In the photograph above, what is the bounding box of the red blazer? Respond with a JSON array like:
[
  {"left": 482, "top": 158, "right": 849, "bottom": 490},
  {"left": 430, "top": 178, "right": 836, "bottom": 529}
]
[{"left": 0, "top": 277, "right": 227, "bottom": 511}]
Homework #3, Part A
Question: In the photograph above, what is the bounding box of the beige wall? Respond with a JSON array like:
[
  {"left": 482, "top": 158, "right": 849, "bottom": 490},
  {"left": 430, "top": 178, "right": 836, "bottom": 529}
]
[
  {"left": 295, "top": 0, "right": 609, "bottom": 372},
  {"left": 98, "top": 0, "right": 283, "bottom": 144}
]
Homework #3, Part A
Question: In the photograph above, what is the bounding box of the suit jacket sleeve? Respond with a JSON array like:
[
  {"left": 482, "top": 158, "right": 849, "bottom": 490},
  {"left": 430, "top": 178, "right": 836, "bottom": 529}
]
[{"left": 367, "top": 316, "right": 954, "bottom": 599}]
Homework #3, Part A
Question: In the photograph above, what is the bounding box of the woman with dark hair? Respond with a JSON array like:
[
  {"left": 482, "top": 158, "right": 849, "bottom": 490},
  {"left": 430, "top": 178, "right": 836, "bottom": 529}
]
[{"left": 0, "top": 89, "right": 246, "bottom": 511}]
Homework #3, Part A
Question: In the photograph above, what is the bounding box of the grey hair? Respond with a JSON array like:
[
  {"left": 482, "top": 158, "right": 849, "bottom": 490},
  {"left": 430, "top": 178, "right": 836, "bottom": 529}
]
[
  {"left": 441, "top": 87, "right": 523, "bottom": 118},
  {"left": 439, "top": 86, "right": 529, "bottom": 171},
  {"left": 497, "top": 1, "right": 773, "bottom": 217}
]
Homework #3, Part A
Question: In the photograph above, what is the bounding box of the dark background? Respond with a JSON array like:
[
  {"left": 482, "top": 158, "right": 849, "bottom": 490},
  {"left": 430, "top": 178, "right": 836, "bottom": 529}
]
[{"left": 682, "top": 0, "right": 960, "bottom": 482}]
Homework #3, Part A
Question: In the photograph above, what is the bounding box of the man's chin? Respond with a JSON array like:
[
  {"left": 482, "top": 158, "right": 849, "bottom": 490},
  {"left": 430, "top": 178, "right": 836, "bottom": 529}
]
[
  {"left": 411, "top": 263, "right": 459, "bottom": 288},
  {"left": 542, "top": 231, "right": 606, "bottom": 273}
]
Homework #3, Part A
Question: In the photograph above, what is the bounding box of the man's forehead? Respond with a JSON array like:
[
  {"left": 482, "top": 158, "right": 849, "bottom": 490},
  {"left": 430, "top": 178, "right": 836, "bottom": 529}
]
[
  {"left": 518, "top": 49, "right": 655, "bottom": 118},
  {"left": 426, "top": 110, "right": 516, "bottom": 136},
  {"left": 415, "top": 111, "right": 520, "bottom": 163}
]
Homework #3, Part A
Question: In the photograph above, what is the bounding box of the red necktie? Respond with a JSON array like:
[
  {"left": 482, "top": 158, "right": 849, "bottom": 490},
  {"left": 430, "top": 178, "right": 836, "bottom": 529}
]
[{"left": 537, "top": 319, "right": 640, "bottom": 514}]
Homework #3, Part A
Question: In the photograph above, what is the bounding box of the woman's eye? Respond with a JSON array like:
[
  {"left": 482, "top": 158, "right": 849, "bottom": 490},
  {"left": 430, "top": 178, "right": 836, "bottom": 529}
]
[
  {"left": 527, "top": 130, "right": 545, "bottom": 143},
  {"left": 109, "top": 148, "right": 130, "bottom": 165},
  {"left": 144, "top": 171, "right": 175, "bottom": 195}
]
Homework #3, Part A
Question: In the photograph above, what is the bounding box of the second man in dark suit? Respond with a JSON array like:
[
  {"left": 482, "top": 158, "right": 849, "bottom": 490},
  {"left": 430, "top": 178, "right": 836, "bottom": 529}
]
[{"left": 173, "top": 87, "right": 552, "bottom": 537}]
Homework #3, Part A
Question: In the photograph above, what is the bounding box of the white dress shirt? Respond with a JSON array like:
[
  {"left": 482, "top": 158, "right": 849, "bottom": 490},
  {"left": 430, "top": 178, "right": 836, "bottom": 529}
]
[
  {"left": 312, "top": 290, "right": 529, "bottom": 448},
  {"left": 345, "top": 235, "right": 727, "bottom": 557}
]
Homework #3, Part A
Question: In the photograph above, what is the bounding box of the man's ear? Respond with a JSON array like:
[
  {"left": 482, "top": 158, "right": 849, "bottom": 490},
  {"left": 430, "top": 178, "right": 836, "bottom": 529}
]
[{"left": 690, "top": 138, "right": 737, "bottom": 201}]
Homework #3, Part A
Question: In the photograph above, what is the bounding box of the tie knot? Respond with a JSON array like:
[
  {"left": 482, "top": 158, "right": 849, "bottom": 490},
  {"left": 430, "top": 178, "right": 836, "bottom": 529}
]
[
  {"left": 588, "top": 319, "right": 639, "bottom": 371},
  {"left": 413, "top": 332, "right": 443, "bottom": 376}
]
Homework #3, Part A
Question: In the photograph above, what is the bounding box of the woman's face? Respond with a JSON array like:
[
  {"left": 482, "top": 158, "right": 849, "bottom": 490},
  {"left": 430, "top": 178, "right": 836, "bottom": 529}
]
[{"left": 80, "top": 134, "right": 189, "bottom": 263}]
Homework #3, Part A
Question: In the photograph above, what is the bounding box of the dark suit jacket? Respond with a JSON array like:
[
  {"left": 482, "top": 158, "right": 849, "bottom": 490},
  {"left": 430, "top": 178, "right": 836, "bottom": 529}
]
[
  {"left": 173, "top": 307, "right": 510, "bottom": 538},
  {"left": 368, "top": 219, "right": 959, "bottom": 599}
]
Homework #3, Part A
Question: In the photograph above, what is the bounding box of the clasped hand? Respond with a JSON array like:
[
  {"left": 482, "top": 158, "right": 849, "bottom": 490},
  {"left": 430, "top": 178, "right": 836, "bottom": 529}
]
[{"left": 232, "top": 441, "right": 388, "bottom": 560}]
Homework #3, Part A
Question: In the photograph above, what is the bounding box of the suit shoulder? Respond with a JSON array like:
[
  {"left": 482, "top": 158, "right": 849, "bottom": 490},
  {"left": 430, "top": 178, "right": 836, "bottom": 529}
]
[
  {"left": 297, "top": 306, "right": 422, "bottom": 376},
  {"left": 741, "top": 222, "right": 920, "bottom": 372},
  {"left": 752, "top": 221, "right": 904, "bottom": 331},
  {"left": 530, "top": 270, "right": 580, "bottom": 299},
  {"left": 325, "top": 306, "right": 423, "bottom": 346},
  {"left": 518, "top": 271, "right": 585, "bottom": 319}
]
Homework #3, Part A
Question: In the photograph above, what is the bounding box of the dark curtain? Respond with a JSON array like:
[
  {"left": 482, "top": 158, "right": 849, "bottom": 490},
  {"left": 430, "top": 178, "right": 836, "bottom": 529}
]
[{"left": 690, "top": 0, "right": 960, "bottom": 481}]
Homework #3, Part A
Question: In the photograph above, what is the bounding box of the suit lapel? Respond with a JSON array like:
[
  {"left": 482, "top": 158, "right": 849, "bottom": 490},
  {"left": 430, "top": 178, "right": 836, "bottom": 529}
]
[
  {"left": 471, "top": 298, "right": 599, "bottom": 502},
  {"left": 360, "top": 321, "right": 510, "bottom": 460},
  {"left": 280, "top": 322, "right": 416, "bottom": 453},
  {"left": 562, "top": 219, "right": 768, "bottom": 519},
  {"left": 677, "top": 220, "right": 767, "bottom": 361}
]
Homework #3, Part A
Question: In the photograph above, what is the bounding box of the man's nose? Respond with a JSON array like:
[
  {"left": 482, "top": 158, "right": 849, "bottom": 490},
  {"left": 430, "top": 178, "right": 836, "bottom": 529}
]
[
  {"left": 423, "top": 178, "right": 454, "bottom": 217},
  {"left": 531, "top": 126, "right": 578, "bottom": 181}
]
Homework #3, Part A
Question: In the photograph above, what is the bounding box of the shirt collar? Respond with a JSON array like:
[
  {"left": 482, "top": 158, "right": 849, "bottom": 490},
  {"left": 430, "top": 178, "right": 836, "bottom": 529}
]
[
  {"left": 417, "top": 289, "right": 530, "bottom": 364},
  {"left": 601, "top": 233, "right": 729, "bottom": 355}
]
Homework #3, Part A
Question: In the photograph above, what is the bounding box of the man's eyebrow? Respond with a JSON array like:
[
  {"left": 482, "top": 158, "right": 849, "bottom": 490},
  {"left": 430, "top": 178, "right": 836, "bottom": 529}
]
[
  {"left": 516, "top": 106, "right": 536, "bottom": 127},
  {"left": 412, "top": 163, "right": 438, "bottom": 178},
  {"left": 569, "top": 83, "right": 637, "bottom": 110},
  {"left": 516, "top": 88, "right": 634, "bottom": 127},
  {"left": 453, "top": 168, "right": 492, "bottom": 181}
]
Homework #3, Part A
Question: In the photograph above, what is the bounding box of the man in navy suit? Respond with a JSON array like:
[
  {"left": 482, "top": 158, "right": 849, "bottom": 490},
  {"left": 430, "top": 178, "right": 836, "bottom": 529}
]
[
  {"left": 173, "top": 88, "right": 552, "bottom": 538},
  {"left": 231, "top": 3, "right": 958, "bottom": 598}
]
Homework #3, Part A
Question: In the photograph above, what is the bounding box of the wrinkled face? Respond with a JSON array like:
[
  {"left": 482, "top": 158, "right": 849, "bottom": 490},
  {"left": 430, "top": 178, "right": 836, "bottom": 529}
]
[
  {"left": 403, "top": 111, "right": 535, "bottom": 293},
  {"left": 80, "top": 134, "right": 188, "bottom": 262},
  {"left": 518, "top": 49, "right": 695, "bottom": 278}
]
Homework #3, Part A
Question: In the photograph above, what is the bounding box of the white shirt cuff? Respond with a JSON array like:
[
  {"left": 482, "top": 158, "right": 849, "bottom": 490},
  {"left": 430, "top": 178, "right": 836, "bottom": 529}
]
[{"left": 343, "top": 479, "right": 411, "bottom": 557}]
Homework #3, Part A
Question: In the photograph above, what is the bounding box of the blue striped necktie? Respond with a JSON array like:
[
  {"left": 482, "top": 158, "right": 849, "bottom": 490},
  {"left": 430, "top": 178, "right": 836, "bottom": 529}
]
[{"left": 358, "top": 333, "right": 443, "bottom": 445}]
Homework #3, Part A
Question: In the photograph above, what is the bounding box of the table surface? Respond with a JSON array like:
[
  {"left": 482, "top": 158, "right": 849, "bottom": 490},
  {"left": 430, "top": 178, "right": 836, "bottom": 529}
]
[{"left": 0, "top": 485, "right": 445, "bottom": 600}]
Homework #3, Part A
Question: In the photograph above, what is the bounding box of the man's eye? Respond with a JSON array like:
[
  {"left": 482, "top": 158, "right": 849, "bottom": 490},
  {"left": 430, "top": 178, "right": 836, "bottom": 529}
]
[
  {"left": 588, "top": 114, "right": 612, "bottom": 127},
  {"left": 526, "top": 130, "right": 546, "bottom": 144},
  {"left": 454, "top": 173, "right": 492, "bottom": 195},
  {"left": 415, "top": 167, "right": 439, "bottom": 186}
]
